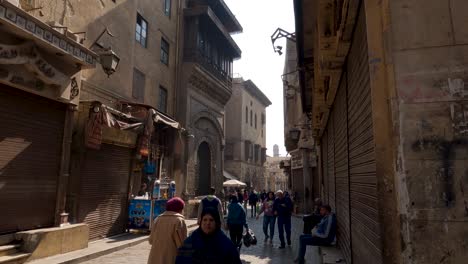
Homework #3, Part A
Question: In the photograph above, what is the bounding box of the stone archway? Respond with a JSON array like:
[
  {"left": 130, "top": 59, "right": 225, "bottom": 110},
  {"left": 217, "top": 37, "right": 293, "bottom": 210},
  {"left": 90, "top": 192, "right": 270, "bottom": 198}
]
[{"left": 197, "top": 142, "right": 211, "bottom": 195}]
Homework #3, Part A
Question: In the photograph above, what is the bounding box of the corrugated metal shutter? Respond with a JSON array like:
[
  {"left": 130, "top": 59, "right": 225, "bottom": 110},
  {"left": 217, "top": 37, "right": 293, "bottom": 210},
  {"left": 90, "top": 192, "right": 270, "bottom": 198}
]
[
  {"left": 321, "top": 131, "right": 329, "bottom": 203},
  {"left": 327, "top": 113, "right": 335, "bottom": 211},
  {"left": 347, "top": 5, "right": 383, "bottom": 263},
  {"left": 77, "top": 144, "right": 132, "bottom": 240},
  {"left": 334, "top": 72, "right": 351, "bottom": 262},
  {"left": 0, "top": 85, "right": 64, "bottom": 234}
]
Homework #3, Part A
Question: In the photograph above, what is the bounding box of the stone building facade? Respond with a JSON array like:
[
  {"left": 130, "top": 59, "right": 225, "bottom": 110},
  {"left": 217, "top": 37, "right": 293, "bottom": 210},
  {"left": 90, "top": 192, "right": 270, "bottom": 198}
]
[
  {"left": 283, "top": 39, "right": 316, "bottom": 213},
  {"left": 265, "top": 156, "right": 289, "bottom": 192},
  {"left": 224, "top": 78, "right": 272, "bottom": 190},
  {"left": 23, "top": 0, "right": 183, "bottom": 240},
  {"left": 293, "top": 0, "right": 468, "bottom": 263},
  {"left": 174, "top": 0, "right": 243, "bottom": 197}
]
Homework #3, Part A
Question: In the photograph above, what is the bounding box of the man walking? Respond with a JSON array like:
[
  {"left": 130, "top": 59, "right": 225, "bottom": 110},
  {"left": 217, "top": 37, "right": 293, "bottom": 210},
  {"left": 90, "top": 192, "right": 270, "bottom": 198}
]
[
  {"left": 248, "top": 190, "right": 259, "bottom": 218},
  {"left": 273, "top": 190, "right": 293, "bottom": 249},
  {"left": 294, "top": 205, "right": 337, "bottom": 264},
  {"left": 197, "top": 187, "right": 225, "bottom": 228},
  {"left": 260, "top": 190, "right": 267, "bottom": 204}
]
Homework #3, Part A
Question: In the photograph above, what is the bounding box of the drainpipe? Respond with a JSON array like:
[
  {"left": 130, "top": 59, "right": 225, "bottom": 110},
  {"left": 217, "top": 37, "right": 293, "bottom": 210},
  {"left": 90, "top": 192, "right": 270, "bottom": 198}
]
[{"left": 54, "top": 104, "right": 75, "bottom": 226}]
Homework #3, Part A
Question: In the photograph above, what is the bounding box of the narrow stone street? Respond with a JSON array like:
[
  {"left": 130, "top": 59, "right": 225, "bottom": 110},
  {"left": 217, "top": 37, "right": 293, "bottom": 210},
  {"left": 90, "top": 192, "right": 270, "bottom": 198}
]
[{"left": 81, "top": 209, "right": 319, "bottom": 264}]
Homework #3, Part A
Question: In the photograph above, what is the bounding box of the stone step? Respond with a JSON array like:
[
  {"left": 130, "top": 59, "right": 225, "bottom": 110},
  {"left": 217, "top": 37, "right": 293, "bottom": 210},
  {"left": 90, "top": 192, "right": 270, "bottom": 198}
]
[
  {"left": 319, "top": 246, "right": 346, "bottom": 264},
  {"left": 0, "top": 236, "right": 15, "bottom": 247},
  {"left": 0, "top": 245, "right": 20, "bottom": 257},
  {"left": 0, "top": 253, "right": 30, "bottom": 264}
]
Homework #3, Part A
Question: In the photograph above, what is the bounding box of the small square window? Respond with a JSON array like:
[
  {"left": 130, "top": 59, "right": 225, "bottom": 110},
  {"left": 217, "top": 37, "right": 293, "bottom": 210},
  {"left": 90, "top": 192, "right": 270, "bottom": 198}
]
[
  {"left": 136, "top": 13, "right": 148, "bottom": 48},
  {"left": 160, "top": 38, "right": 169, "bottom": 65}
]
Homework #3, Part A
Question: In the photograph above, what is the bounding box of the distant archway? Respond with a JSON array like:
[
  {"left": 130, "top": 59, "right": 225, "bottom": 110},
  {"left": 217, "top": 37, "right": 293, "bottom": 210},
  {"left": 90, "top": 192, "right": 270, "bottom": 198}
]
[{"left": 197, "top": 142, "right": 211, "bottom": 195}]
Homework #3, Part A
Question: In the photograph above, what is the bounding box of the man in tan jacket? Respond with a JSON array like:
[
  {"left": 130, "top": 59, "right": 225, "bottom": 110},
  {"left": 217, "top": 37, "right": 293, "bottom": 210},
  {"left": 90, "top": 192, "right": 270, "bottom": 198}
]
[{"left": 148, "top": 197, "right": 187, "bottom": 264}]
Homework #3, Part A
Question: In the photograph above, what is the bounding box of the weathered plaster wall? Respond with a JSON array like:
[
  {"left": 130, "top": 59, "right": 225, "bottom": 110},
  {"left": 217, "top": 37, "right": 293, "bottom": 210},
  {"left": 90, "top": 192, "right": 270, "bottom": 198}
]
[
  {"left": 32, "top": 0, "right": 178, "bottom": 114},
  {"left": 389, "top": 1, "right": 468, "bottom": 262}
]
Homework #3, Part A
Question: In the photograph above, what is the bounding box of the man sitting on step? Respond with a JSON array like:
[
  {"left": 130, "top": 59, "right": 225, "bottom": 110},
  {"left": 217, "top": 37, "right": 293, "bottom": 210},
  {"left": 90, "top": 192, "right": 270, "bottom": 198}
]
[{"left": 294, "top": 205, "right": 337, "bottom": 264}]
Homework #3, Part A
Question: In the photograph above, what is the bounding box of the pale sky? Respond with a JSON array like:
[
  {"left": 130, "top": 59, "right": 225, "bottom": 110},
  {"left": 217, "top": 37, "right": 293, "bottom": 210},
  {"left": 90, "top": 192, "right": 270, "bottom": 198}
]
[{"left": 224, "top": 0, "right": 295, "bottom": 156}]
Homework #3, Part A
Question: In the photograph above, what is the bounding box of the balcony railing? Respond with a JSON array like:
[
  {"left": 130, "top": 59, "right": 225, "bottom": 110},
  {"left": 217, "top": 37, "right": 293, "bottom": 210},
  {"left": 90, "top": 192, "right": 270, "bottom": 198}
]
[{"left": 185, "top": 50, "right": 232, "bottom": 87}]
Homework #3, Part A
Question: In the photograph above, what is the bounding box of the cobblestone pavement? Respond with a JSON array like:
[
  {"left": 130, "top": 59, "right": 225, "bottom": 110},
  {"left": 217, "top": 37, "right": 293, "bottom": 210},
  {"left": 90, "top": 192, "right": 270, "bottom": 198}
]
[{"left": 81, "top": 208, "right": 317, "bottom": 264}]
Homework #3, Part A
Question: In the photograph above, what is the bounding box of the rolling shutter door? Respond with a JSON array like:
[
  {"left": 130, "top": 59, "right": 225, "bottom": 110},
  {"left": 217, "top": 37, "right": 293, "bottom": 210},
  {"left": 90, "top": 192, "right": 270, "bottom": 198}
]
[
  {"left": 77, "top": 144, "right": 132, "bottom": 240},
  {"left": 327, "top": 113, "right": 336, "bottom": 211},
  {"left": 334, "top": 72, "right": 351, "bottom": 262},
  {"left": 0, "top": 85, "right": 64, "bottom": 234},
  {"left": 321, "top": 131, "right": 329, "bottom": 203},
  {"left": 347, "top": 6, "right": 383, "bottom": 263}
]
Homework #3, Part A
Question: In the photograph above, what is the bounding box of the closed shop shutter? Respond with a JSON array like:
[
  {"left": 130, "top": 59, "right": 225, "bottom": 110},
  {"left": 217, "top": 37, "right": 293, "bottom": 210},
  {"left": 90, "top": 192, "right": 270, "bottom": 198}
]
[
  {"left": 333, "top": 72, "right": 351, "bottom": 262},
  {"left": 327, "top": 113, "right": 336, "bottom": 211},
  {"left": 321, "top": 131, "right": 329, "bottom": 203},
  {"left": 347, "top": 5, "right": 383, "bottom": 263},
  {"left": 0, "top": 85, "right": 65, "bottom": 234},
  {"left": 77, "top": 144, "right": 132, "bottom": 240}
]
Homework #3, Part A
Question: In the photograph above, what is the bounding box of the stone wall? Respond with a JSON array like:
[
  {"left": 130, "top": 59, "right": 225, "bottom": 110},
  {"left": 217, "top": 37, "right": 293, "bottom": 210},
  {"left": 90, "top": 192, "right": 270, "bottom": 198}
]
[{"left": 388, "top": 1, "right": 468, "bottom": 262}]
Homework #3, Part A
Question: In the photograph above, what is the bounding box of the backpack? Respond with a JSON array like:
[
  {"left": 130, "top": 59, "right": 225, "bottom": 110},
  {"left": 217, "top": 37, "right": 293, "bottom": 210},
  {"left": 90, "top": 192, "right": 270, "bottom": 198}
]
[{"left": 202, "top": 196, "right": 219, "bottom": 211}]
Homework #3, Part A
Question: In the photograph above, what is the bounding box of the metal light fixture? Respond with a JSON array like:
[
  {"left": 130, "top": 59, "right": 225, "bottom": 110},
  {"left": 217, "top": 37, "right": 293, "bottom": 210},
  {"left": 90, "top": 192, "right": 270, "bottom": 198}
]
[
  {"left": 270, "top": 28, "right": 296, "bottom": 55},
  {"left": 98, "top": 48, "right": 120, "bottom": 77},
  {"left": 89, "top": 27, "right": 120, "bottom": 77}
]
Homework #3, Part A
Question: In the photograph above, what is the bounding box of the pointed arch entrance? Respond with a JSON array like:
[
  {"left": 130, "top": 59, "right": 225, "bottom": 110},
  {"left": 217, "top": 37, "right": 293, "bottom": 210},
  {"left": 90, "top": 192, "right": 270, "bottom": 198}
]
[{"left": 197, "top": 142, "right": 211, "bottom": 195}]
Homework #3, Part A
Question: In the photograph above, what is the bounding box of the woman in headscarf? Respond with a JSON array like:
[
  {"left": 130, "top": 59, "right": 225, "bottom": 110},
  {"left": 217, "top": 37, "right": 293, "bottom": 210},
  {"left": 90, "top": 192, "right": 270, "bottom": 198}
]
[
  {"left": 176, "top": 207, "right": 241, "bottom": 264},
  {"left": 147, "top": 197, "right": 187, "bottom": 264}
]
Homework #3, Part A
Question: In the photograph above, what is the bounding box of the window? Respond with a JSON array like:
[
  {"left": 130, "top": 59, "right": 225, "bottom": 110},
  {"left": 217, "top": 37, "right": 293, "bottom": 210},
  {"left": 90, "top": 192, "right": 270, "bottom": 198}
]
[
  {"left": 255, "top": 114, "right": 257, "bottom": 129},
  {"left": 136, "top": 14, "right": 148, "bottom": 48},
  {"left": 158, "top": 86, "right": 168, "bottom": 113},
  {"left": 261, "top": 113, "right": 265, "bottom": 125},
  {"left": 160, "top": 38, "right": 169, "bottom": 65},
  {"left": 132, "top": 68, "right": 145, "bottom": 101},
  {"left": 244, "top": 141, "right": 251, "bottom": 161},
  {"left": 250, "top": 110, "right": 252, "bottom": 126},
  {"left": 163, "top": 0, "right": 171, "bottom": 17},
  {"left": 245, "top": 107, "right": 248, "bottom": 124},
  {"left": 197, "top": 31, "right": 205, "bottom": 51}
]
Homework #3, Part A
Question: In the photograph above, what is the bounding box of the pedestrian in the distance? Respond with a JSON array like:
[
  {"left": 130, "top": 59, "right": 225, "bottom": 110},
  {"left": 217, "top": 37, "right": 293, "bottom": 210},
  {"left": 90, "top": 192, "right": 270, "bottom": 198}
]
[
  {"left": 256, "top": 191, "right": 276, "bottom": 244},
  {"left": 273, "top": 190, "right": 293, "bottom": 249},
  {"left": 260, "top": 190, "right": 267, "bottom": 203},
  {"left": 248, "top": 190, "right": 259, "bottom": 218},
  {"left": 243, "top": 190, "right": 249, "bottom": 211},
  {"left": 227, "top": 195, "right": 248, "bottom": 252},
  {"left": 148, "top": 197, "right": 187, "bottom": 264},
  {"left": 176, "top": 208, "right": 241, "bottom": 264},
  {"left": 197, "top": 187, "right": 225, "bottom": 228}
]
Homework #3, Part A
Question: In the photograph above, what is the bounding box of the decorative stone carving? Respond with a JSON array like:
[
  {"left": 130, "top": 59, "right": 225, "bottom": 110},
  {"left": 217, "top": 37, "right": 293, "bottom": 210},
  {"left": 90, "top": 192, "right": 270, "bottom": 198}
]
[{"left": 188, "top": 66, "right": 232, "bottom": 106}]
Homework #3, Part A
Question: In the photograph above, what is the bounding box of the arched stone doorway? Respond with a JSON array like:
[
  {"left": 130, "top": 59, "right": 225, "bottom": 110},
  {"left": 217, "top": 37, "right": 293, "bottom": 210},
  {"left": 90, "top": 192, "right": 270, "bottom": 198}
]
[{"left": 197, "top": 142, "right": 211, "bottom": 195}]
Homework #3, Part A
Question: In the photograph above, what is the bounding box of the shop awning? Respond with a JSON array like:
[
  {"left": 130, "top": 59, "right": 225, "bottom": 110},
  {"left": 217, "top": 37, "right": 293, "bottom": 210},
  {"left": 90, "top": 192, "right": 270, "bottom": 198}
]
[
  {"left": 119, "top": 101, "right": 181, "bottom": 130},
  {"left": 153, "top": 110, "right": 180, "bottom": 129},
  {"left": 223, "top": 170, "right": 237, "bottom": 180}
]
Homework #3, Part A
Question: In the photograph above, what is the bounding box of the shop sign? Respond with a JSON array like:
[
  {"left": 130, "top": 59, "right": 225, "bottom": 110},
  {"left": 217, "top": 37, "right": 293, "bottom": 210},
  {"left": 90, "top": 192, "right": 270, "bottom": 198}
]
[
  {"left": 291, "top": 150, "right": 317, "bottom": 169},
  {"left": 128, "top": 199, "right": 151, "bottom": 230},
  {"left": 291, "top": 151, "right": 303, "bottom": 169}
]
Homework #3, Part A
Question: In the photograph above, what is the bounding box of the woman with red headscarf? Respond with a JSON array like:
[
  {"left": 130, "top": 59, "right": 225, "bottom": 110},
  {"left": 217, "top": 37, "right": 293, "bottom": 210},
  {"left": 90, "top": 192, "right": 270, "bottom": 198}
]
[{"left": 148, "top": 197, "right": 187, "bottom": 264}]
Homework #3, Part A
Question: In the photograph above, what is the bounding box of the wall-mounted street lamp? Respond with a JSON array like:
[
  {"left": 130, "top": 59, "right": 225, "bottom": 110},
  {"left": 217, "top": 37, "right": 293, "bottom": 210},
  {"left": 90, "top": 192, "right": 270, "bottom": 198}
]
[
  {"left": 271, "top": 28, "right": 296, "bottom": 55},
  {"left": 90, "top": 27, "right": 120, "bottom": 77}
]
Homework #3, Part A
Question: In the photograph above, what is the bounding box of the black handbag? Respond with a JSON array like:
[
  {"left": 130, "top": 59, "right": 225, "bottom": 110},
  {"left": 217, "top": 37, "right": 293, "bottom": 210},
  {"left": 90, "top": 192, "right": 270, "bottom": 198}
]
[{"left": 243, "top": 229, "right": 257, "bottom": 247}]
